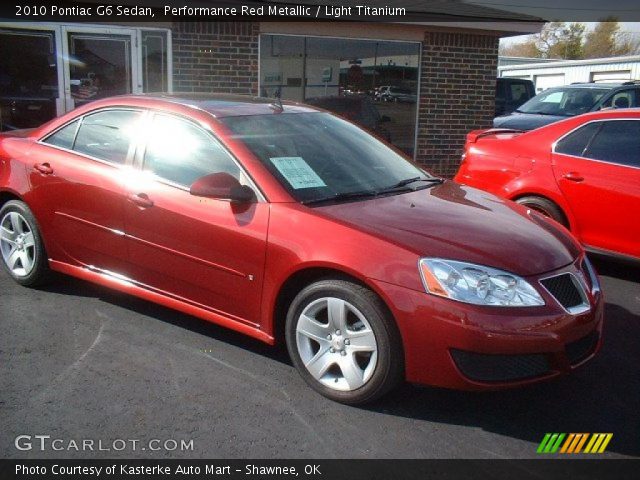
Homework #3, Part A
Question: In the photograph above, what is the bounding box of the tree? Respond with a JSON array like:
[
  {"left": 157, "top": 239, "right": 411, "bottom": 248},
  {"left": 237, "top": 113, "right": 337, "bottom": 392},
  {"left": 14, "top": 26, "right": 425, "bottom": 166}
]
[
  {"left": 499, "top": 39, "right": 540, "bottom": 58},
  {"left": 500, "top": 22, "right": 585, "bottom": 60},
  {"left": 584, "top": 18, "right": 638, "bottom": 58}
]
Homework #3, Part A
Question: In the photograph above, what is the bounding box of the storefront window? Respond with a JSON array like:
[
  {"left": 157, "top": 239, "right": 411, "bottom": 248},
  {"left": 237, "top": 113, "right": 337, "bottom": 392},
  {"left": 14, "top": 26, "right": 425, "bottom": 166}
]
[
  {"left": 0, "top": 29, "right": 58, "bottom": 130},
  {"left": 260, "top": 34, "right": 419, "bottom": 156},
  {"left": 142, "top": 30, "right": 169, "bottom": 92}
]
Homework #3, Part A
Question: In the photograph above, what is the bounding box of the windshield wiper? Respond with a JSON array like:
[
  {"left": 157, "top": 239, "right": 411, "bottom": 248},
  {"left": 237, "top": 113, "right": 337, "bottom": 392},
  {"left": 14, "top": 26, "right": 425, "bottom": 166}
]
[
  {"left": 378, "top": 176, "right": 444, "bottom": 193},
  {"left": 302, "top": 189, "right": 379, "bottom": 206}
]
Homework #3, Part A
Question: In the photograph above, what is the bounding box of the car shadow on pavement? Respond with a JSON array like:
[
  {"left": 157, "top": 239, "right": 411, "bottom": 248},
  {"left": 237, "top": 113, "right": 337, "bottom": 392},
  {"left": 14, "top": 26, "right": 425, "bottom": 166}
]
[{"left": 37, "top": 273, "right": 292, "bottom": 365}]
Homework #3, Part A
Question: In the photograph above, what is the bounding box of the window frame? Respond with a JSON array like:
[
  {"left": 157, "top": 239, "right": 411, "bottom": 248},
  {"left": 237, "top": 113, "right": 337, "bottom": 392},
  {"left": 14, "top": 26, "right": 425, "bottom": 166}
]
[
  {"left": 552, "top": 118, "right": 640, "bottom": 170},
  {"left": 135, "top": 110, "right": 266, "bottom": 202},
  {"left": 38, "top": 106, "right": 144, "bottom": 169}
]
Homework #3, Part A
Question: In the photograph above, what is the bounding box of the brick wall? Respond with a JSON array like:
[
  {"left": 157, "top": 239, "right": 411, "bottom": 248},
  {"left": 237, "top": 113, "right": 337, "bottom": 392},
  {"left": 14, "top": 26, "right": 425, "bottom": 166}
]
[
  {"left": 416, "top": 31, "right": 500, "bottom": 177},
  {"left": 172, "top": 22, "right": 259, "bottom": 94}
]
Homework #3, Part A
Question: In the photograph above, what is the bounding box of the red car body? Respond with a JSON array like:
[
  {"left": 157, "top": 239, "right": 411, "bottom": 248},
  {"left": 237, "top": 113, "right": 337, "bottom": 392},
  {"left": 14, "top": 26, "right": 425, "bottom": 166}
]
[
  {"left": 455, "top": 109, "right": 640, "bottom": 263},
  {"left": 0, "top": 95, "right": 603, "bottom": 392}
]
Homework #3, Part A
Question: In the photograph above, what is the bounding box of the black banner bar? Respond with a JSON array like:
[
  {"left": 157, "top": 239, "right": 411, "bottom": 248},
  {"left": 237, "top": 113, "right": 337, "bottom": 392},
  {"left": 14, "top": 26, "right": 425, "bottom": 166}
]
[{"left": 1, "top": 459, "right": 639, "bottom": 480}]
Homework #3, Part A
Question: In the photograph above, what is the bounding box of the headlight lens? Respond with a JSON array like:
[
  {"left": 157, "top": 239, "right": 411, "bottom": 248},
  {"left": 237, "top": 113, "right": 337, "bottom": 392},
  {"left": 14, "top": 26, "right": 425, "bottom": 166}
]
[{"left": 419, "top": 258, "right": 545, "bottom": 307}]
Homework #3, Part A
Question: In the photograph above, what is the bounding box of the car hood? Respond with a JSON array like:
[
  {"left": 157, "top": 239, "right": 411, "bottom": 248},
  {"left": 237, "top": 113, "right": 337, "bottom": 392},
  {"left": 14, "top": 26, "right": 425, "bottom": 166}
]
[
  {"left": 493, "top": 112, "right": 567, "bottom": 130},
  {"left": 315, "top": 181, "right": 580, "bottom": 276}
]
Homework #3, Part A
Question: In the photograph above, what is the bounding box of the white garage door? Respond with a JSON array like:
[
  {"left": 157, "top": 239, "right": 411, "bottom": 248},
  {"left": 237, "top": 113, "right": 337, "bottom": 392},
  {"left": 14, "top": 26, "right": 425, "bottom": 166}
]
[
  {"left": 534, "top": 74, "right": 565, "bottom": 93},
  {"left": 591, "top": 70, "right": 631, "bottom": 82}
]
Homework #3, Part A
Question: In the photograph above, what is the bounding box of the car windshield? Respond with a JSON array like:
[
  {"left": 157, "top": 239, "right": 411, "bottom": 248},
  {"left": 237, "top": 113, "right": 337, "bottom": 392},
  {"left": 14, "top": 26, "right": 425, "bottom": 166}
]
[
  {"left": 516, "top": 87, "right": 609, "bottom": 116},
  {"left": 221, "top": 112, "right": 429, "bottom": 204}
]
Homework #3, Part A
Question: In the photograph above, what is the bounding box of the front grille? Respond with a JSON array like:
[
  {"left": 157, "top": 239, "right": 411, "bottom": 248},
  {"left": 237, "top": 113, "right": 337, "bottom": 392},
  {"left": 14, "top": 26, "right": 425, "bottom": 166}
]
[
  {"left": 540, "top": 273, "right": 585, "bottom": 311},
  {"left": 451, "top": 349, "right": 551, "bottom": 383},
  {"left": 566, "top": 330, "right": 599, "bottom": 365}
]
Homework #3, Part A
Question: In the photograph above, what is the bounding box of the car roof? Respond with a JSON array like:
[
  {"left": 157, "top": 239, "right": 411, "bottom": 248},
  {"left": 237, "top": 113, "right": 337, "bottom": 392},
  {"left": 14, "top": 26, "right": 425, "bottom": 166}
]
[
  {"left": 113, "top": 93, "right": 320, "bottom": 117},
  {"left": 551, "top": 82, "right": 635, "bottom": 90}
]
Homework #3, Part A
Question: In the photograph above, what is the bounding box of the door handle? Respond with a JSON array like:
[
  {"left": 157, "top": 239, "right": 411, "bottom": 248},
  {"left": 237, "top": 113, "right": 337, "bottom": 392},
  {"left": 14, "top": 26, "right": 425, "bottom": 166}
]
[
  {"left": 128, "top": 193, "right": 154, "bottom": 208},
  {"left": 33, "top": 162, "right": 54, "bottom": 175},
  {"left": 563, "top": 172, "right": 584, "bottom": 182}
]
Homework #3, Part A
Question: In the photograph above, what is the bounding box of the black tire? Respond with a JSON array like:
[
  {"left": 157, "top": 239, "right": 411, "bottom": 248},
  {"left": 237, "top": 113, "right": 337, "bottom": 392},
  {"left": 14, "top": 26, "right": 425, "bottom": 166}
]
[
  {"left": 0, "top": 200, "right": 51, "bottom": 287},
  {"left": 515, "top": 196, "right": 568, "bottom": 228},
  {"left": 285, "top": 279, "right": 403, "bottom": 405}
]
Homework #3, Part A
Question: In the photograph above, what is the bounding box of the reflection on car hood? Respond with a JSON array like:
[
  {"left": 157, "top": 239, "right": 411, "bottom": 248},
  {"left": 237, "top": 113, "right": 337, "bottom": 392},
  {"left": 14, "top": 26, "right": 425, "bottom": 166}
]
[
  {"left": 316, "top": 181, "right": 580, "bottom": 276},
  {"left": 493, "top": 112, "right": 566, "bottom": 131}
]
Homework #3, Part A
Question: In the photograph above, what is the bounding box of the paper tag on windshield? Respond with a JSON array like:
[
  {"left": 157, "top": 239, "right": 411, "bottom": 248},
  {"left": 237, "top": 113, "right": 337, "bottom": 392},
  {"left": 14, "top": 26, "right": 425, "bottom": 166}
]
[{"left": 269, "top": 157, "right": 326, "bottom": 189}]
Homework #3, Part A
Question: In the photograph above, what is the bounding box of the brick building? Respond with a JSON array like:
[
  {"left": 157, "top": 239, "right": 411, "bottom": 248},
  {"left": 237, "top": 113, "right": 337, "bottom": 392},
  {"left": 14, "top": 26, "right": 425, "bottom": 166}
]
[{"left": 0, "top": 13, "right": 541, "bottom": 176}]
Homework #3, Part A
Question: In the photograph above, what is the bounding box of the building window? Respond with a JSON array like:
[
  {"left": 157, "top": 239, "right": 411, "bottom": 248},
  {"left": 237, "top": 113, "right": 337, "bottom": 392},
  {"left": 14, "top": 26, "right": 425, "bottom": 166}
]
[{"left": 260, "top": 34, "right": 420, "bottom": 157}]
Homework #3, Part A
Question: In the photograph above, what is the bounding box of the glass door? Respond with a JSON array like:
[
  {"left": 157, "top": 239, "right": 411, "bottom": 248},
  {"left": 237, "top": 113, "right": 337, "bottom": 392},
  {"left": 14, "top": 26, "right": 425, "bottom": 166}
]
[
  {"left": 0, "top": 28, "right": 60, "bottom": 130},
  {"left": 62, "top": 27, "right": 138, "bottom": 111}
]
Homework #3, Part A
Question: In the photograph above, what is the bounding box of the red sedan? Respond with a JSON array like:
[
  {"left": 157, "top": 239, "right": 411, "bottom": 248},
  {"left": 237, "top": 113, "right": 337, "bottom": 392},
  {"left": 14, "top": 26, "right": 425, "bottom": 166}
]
[
  {"left": 455, "top": 109, "right": 640, "bottom": 263},
  {"left": 0, "top": 95, "right": 602, "bottom": 404}
]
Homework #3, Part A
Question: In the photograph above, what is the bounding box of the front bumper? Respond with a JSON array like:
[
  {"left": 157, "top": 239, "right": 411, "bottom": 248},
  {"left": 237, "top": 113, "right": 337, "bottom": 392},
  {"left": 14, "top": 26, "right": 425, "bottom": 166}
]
[{"left": 370, "top": 258, "right": 604, "bottom": 390}]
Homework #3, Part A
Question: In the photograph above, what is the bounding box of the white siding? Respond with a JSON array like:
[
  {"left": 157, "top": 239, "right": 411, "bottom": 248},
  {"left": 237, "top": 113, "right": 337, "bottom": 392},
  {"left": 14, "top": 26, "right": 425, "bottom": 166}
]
[{"left": 498, "top": 56, "right": 640, "bottom": 91}]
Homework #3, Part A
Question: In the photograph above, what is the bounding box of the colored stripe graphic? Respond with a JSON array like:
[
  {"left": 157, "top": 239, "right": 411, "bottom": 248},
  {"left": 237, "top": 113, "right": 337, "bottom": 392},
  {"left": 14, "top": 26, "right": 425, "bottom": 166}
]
[{"left": 538, "top": 433, "right": 613, "bottom": 454}]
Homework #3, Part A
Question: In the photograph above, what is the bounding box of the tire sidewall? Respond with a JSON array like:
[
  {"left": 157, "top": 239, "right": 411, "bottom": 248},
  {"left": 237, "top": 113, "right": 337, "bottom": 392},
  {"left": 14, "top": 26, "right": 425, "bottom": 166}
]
[{"left": 285, "top": 280, "right": 401, "bottom": 404}]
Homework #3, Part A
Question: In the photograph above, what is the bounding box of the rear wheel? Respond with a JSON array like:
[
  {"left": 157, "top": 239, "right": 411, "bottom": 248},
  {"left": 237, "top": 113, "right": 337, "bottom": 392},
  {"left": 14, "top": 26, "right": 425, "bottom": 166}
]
[
  {"left": 285, "top": 279, "right": 403, "bottom": 404},
  {"left": 0, "top": 200, "right": 50, "bottom": 286},
  {"left": 515, "top": 196, "right": 568, "bottom": 228}
]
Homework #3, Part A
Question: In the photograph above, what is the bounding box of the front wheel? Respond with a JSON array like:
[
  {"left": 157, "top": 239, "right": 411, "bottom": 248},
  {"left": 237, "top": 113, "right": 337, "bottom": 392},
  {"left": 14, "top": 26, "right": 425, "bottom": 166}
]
[{"left": 285, "top": 280, "right": 403, "bottom": 404}]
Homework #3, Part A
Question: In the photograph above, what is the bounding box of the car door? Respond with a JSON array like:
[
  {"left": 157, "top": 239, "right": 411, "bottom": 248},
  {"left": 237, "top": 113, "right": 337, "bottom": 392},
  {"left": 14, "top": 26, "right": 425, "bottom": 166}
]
[
  {"left": 552, "top": 119, "right": 640, "bottom": 258},
  {"left": 28, "top": 109, "right": 143, "bottom": 273},
  {"left": 123, "top": 112, "right": 269, "bottom": 326}
]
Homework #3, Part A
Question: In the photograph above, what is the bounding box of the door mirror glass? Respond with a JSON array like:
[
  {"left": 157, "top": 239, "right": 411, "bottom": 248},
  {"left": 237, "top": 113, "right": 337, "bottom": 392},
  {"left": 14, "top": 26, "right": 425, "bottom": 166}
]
[{"left": 190, "top": 173, "right": 256, "bottom": 203}]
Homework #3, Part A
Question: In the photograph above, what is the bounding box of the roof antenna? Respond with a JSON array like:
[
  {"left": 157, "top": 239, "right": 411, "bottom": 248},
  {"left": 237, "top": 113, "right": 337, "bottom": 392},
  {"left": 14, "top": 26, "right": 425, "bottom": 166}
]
[{"left": 270, "top": 86, "right": 284, "bottom": 112}]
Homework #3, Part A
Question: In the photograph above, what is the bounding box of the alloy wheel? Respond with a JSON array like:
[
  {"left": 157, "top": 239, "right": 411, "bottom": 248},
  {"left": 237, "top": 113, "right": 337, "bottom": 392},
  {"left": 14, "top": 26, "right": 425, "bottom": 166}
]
[
  {"left": 0, "top": 211, "right": 36, "bottom": 277},
  {"left": 295, "top": 297, "right": 378, "bottom": 391}
]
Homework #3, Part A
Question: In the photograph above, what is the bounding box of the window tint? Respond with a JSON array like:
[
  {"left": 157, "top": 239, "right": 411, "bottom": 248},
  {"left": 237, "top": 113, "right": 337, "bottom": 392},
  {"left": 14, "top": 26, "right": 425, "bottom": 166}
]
[
  {"left": 44, "top": 120, "right": 79, "bottom": 150},
  {"left": 143, "top": 114, "right": 240, "bottom": 187},
  {"left": 555, "top": 122, "right": 601, "bottom": 157},
  {"left": 600, "top": 89, "right": 638, "bottom": 109},
  {"left": 584, "top": 121, "right": 640, "bottom": 167},
  {"left": 74, "top": 110, "right": 142, "bottom": 164}
]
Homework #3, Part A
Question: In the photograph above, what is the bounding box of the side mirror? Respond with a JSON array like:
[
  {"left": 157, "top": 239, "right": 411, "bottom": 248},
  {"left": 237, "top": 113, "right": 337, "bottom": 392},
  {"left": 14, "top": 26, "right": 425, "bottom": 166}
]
[
  {"left": 190, "top": 172, "right": 255, "bottom": 203},
  {"left": 380, "top": 115, "right": 391, "bottom": 122}
]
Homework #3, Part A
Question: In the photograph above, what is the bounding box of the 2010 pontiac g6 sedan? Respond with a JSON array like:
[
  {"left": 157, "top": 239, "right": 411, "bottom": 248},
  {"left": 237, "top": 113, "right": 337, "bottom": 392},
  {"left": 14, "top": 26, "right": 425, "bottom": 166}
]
[{"left": 0, "top": 94, "right": 603, "bottom": 404}]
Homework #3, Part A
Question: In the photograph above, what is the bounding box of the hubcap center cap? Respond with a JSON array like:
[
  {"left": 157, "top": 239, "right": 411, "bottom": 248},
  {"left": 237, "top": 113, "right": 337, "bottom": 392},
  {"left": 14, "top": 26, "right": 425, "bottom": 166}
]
[{"left": 331, "top": 335, "right": 345, "bottom": 351}]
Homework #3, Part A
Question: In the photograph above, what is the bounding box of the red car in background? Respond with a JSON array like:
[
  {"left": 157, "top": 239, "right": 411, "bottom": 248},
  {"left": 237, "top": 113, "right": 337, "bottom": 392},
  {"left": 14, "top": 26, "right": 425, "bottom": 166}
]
[{"left": 455, "top": 109, "right": 640, "bottom": 263}]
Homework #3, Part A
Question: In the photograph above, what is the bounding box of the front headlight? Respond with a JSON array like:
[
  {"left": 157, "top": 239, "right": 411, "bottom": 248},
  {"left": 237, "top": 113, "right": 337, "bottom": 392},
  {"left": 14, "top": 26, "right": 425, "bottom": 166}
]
[{"left": 419, "top": 258, "right": 545, "bottom": 307}]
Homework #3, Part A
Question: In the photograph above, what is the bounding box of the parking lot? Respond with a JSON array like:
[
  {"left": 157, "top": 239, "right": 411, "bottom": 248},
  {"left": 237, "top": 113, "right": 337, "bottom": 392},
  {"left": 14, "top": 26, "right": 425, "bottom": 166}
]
[{"left": 0, "top": 257, "right": 638, "bottom": 459}]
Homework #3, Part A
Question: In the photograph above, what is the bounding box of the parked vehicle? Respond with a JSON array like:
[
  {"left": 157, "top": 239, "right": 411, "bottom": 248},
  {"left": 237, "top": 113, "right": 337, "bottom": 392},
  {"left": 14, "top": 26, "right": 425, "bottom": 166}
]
[
  {"left": 377, "top": 86, "right": 417, "bottom": 103},
  {"left": 456, "top": 108, "right": 640, "bottom": 263},
  {"left": 305, "top": 95, "right": 391, "bottom": 141},
  {"left": 493, "top": 81, "right": 640, "bottom": 130},
  {"left": 0, "top": 94, "right": 602, "bottom": 404},
  {"left": 495, "top": 78, "right": 535, "bottom": 116}
]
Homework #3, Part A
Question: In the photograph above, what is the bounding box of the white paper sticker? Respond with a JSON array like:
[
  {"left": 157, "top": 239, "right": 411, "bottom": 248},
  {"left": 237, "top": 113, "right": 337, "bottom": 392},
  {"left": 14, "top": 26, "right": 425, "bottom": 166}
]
[{"left": 270, "top": 156, "right": 326, "bottom": 189}]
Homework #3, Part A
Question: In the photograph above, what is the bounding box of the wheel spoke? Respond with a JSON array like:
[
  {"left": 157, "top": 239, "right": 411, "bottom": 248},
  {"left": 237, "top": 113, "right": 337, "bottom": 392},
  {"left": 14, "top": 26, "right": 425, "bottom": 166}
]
[
  {"left": 297, "top": 314, "right": 330, "bottom": 343},
  {"left": 22, "top": 232, "right": 35, "bottom": 248},
  {"left": 0, "top": 225, "right": 17, "bottom": 243},
  {"left": 327, "top": 297, "right": 348, "bottom": 332},
  {"left": 347, "top": 329, "right": 377, "bottom": 352},
  {"left": 9, "top": 212, "right": 24, "bottom": 234},
  {"left": 339, "top": 355, "right": 365, "bottom": 390},
  {"left": 7, "top": 247, "right": 21, "bottom": 270},
  {"left": 305, "top": 349, "right": 334, "bottom": 380}
]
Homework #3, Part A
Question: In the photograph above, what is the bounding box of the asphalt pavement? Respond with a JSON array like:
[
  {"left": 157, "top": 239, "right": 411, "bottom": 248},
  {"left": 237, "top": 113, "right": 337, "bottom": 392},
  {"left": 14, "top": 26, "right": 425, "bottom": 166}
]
[{"left": 1, "top": 256, "right": 638, "bottom": 459}]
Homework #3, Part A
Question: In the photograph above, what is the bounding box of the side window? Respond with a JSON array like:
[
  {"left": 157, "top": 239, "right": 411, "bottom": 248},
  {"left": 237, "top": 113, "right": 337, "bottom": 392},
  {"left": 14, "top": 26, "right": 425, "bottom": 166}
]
[
  {"left": 509, "top": 83, "right": 528, "bottom": 103},
  {"left": 74, "top": 110, "right": 142, "bottom": 164},
  {"left": 600, "top": 89, "right": 636, "bottom": 109},
  {"left": 584, "top": 121, "right": 640, "bottom": 168},
  {"left": 143, "top": 114, "right": 240, "bottom": 187},
  {"left": 43, "top": 119, "right": 80, "bottom": 150},
  {"left": 554, "top": 122, "right": 601, "bottom": 157}
]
